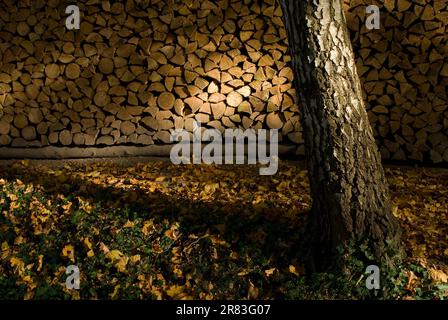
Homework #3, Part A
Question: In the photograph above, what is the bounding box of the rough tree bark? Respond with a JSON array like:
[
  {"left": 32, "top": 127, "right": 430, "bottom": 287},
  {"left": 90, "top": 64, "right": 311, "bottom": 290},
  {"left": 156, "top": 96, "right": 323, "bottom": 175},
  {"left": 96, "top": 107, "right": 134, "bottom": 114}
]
[{"left": 280, "top": 0, "right": 403, "bottom": 269}]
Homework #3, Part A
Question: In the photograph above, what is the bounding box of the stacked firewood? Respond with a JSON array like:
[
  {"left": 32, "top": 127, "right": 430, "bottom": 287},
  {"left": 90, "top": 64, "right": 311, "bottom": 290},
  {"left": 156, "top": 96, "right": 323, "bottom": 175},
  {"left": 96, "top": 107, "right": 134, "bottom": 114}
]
[
  {"left": 0, "top": 0, "right": 446, "bottom": 163},
  {"left": 0, "top": 0, "right": 301, "bottom": 149},
  {"left": 344, "top": 0, "right": 448, "bottom": 162}
]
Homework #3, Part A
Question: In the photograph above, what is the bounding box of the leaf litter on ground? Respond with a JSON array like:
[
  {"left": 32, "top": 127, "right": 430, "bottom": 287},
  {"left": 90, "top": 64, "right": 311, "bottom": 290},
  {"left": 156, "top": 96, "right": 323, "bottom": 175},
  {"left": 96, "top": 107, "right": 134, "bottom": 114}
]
[{"left": 0, "top": 160, "right": 446, "bottom": 299}]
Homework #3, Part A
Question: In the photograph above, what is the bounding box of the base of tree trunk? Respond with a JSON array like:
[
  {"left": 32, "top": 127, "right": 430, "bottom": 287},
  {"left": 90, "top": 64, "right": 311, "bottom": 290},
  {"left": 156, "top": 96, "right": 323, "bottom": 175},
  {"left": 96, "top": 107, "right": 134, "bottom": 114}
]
[{"left": 304, "top": 208, "right": 405, "bottom": 273}]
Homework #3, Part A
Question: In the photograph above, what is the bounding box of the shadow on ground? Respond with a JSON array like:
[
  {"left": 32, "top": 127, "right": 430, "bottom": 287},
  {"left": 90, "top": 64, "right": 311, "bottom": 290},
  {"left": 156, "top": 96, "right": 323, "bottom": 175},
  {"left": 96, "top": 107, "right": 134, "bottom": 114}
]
[{"left": 0, "top": 160, "right": 311, "bottom": 299}]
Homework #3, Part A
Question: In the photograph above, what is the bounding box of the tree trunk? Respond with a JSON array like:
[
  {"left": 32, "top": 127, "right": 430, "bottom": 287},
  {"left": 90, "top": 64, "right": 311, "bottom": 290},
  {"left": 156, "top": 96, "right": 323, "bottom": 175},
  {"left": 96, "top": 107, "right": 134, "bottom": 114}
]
[{"left": 280, "top": 0, "right": 403, "bottom": 269}]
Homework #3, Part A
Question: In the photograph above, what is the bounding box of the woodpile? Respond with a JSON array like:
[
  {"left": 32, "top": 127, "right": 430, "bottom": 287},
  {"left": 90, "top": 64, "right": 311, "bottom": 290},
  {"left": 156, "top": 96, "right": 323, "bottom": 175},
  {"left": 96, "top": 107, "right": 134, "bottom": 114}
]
[
  {"left": 0, "top": 0, "right": 300, "bottom": 149},
  {"left": 0, "top": 0, "right": 446, "bottom": 163},
  {"left": 343, "top": 0, "right": 448, "bottom": 162}
]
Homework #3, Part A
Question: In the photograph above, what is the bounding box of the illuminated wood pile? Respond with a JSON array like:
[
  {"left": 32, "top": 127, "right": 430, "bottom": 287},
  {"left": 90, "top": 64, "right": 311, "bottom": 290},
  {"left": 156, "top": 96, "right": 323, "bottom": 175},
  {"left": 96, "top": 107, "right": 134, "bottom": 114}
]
[
  {"left": 344, "top": 0, "right": 448, "bottom": 162},
  {"left": 0, "top": 0, "right": 446, "bottom": 162},
  {"left": 0, "top": 0, "right": 301, "bottom": 149}
]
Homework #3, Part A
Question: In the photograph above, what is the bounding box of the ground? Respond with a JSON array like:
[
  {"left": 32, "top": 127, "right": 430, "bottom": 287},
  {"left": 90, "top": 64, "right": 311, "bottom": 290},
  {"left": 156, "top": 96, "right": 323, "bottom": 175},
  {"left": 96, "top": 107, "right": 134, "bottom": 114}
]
[{"left": 0, "top": 159, "right": 447, "bottom": 300}]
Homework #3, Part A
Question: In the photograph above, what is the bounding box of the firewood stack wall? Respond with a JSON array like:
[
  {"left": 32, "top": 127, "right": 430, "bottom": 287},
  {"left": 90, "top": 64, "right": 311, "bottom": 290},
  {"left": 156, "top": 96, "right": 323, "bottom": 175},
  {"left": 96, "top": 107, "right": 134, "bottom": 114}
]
[{"left": 0, "top": 0, "right": 447, "bottom": 162}]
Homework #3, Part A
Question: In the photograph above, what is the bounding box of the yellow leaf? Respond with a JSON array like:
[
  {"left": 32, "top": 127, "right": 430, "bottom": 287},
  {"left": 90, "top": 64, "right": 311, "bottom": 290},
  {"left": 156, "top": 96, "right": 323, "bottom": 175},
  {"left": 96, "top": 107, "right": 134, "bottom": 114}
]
[
  {"left": 229, "top": 251, "right": 239, "bottom": 260},
  {"left": 99, "top": 242, "right": 110, "bottom": 254},
  {"left": 276, "top": 181, "right": 290, "bottom": 191},
  {"left": 83, "top": 237, "right": 93, "bottom": 250},
  {"left": 166, "top": 285, "right": 183, "bottom": 298},
  {"left": 265, "top": 267, "right": 276, "bottom": 277},
  {"left": 62, "top": 245, "right": 75, "bottom": 263},
  {"left": 204, "top": 183, "right": 219, "bottom": 193},
  {"left": 107, "top": 249, "right": 123, "bottom": 261},
  {"left": 166, "top": 285, "right": 192, "bottom": 299},
  {"left": 10, "top": 257, "right": 25, "bottom": 275},
  {"left": 83, "top": 238, "right": 94, "bottom": 257},
  {"left": 37, "top": 255, "right": 43, "bottom": 272},
  {"left": 429, "top": 268, "right": 448, "bottom": 283},
  {"left": 142, "top": 220, "right": 155, "bottom": 236},
  {"left": 123, "top": 220, "right": 134, "bottom": 228},
  {"left": 405, "top": 270, "right": 418, "bottom": 291},
  {"left": 130, "top": 255, "right": 141, "bottom": 264},
  {"left": 173, "top": 265, "right": 183, "bottom": 278},
  {"left": 165, "top": 223, "right": 180, "bottom": 241},
  {"left": 165, "top": 229, "right": 179, "bottom": 241},
  {"left": 92, "top": 227, "right": 100, "bottom": 235},
  {"left": 20, "top": 160, "right": 30, "bottom": 167},
  {"left": 1, "top": 241, "right": 9, "bottom": 252},
  {"left": 289, "top": 265, "right": 299, "bottom": 276},
  {"left": 248, "top": 281, "right": 259, "bottom": 299},
  {"left": 110, "top": 284, "right": 120, "bottom": 299},
  {"left": 62, "top": 201, "right": 73, "bottom": 212},
  {"left": 106, "top": 250, "right": 129, "bottom": 273},
  {"left": 115, "top": 259, "right": 128, "bottom": 273}
]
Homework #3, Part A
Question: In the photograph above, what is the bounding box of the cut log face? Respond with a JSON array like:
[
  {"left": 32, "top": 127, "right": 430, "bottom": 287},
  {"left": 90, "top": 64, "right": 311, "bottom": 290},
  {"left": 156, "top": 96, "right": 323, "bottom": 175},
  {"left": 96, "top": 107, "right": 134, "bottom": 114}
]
[
  {"left": 99, "top": 58, "right": 114, "bottom": 74},
  {"left": 59, "top": 130, "right": 73, "bottom": 146},
  {"left": 226, "top": 92, "right": 243, "bottom": 107},
  {"left": 22, "top": 126, "right": 36, "bottom": 141},
  {"left": 120, "top": 121, "right": 136, "bottom": 136},
  {"left": 14, "top": 115, "right": 28, "bottom": 129},
  {"left": 28, "top": 109, "right": 43, "bottom": 124},
  {"left": 94, "top": 92, "right": 110, "bottom": 107},
  {"left": 157, "top": 92, "right": 175, "bottom": 110},
  {"left": 266, "top": 113, "right": 283, "bottom": 129},
  {"left": 45, "top": 64, "right": 60, "bottom": 79},
  {"left": 0, "top": 0, "right": 445, "bottom": 163},
  {"left": 0, "top": 121, "right": 11, "bottom": 135},
  {"left": 65, "top": 63, "right": 81, "bottom": 79}
]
